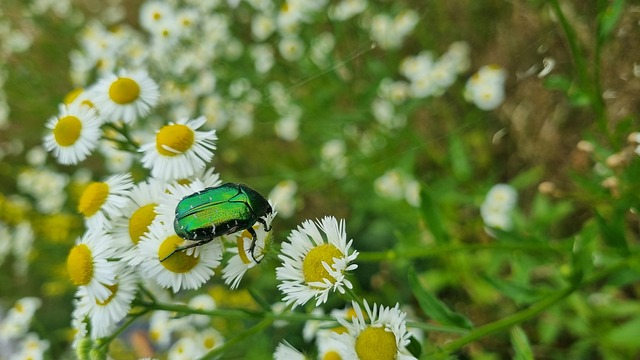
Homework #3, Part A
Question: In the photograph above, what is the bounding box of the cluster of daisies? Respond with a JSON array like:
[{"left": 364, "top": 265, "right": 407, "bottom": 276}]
[{"left": 46, "top": 69, "right": 410, "bottom": 357}]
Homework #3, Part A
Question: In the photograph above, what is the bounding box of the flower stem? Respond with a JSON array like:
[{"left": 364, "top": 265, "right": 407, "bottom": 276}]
[{"left": 357, "top": 242, "right": 566, "bottom": 262}]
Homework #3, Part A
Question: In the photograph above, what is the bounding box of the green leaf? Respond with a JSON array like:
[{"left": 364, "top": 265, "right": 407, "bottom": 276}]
[
  {"left": 509, "top": 166, "right": 543, "bottom": 189},
  {"left": 408, "top": 267, "right": 473, "bottom": 329},
  {"left": 448, "top": 133, "right": 472, "bottom": 181},
  {"left": 511, "top": 326, "right": 534, "bottom": 360},
  {"left": 480, "top": 274, "right": 546, "bottom": 304},
  {"left": 598, "top": 0, "right": 626, "bottom": 43},
  {"left": 419, "top": 186, "right": 450, "bottom": 245},
  {"left": 406, "top": 335, "right": 422, "bottom": 358},
  {"left": 595, "top": 210, "right": 629, "bottom": 253},
  {"left": 604, "top": 316, "right": 640, "bottom": 350},
  {"left": 543, "top": 74, "right": 572, "bottom": 92}
]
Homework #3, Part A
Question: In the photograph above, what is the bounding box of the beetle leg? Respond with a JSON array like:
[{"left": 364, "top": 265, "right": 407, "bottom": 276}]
[
  {"left": 247, "top": 227, "right": 262, "bottom": 264},
  {"left": 257, "top": 216, "right": 271, "bottom": 232},
  {"left": 159, "top": 238, "right": 213, "bottom": 262}
]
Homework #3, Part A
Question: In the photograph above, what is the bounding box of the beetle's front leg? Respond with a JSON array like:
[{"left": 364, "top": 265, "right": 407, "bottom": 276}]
[
  {"left": 247, "top": 227, "right": 262, "bottom": 264},
  {"left": 257, "top": 216, "right": 271, "bottom": 232},
  {"left": 160, "top": 238, "right": 213, "bottom": 262}
]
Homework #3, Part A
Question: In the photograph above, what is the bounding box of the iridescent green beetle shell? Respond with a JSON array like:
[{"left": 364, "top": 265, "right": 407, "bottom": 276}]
[{"left": 173, "top": 183, "right": 272, "bottom": 241}]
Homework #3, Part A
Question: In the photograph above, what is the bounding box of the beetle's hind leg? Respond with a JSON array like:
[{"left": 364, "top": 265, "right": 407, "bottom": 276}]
[{"left": 160, "top": 238, "right": 213, "bottom": 262}]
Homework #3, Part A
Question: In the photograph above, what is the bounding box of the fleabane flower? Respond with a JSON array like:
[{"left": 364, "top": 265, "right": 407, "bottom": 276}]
[
  {"left": 137, "top": 221, "right": 223, "bottom": 293},
  {"left": 332, "top": 300, "right": 416, "bottom": 360},
  {"left": 276, "top": 216, "right": 358, "bottom": 308},
  {"left": 66, "top": 230, "right": 118, "bottom": 302},
  {"left": 75, "top": 266, "right": 138, "bottom": 339},
  {"left": 480, "top": 183, "right": 518, "bottom": 231},
  {"left": 77, "top": 173, "right": 134, "bottom": 229},
  {"left": 464, "top": 64, "right": 507, "bottom": 110},
  {"left": 274, "top": 341, "right": 306, "bottom": 360},
  {"left": 0, "top": 297, "right": 41, "bottom": 339},
  {"left": 91, "top": 69, "right": 159, "bottom": 123},
  {"left": 222, "top": 208, "right": 277, "bottom": 289},
  {"left": 110, "top": 179, "right": 166, "bottom": 267},
  {"left": 140, "top": 116, "right": 217, "bottom": 181},
  {"left": 43, "top": 103, "right": 101, "bottom": 165}
]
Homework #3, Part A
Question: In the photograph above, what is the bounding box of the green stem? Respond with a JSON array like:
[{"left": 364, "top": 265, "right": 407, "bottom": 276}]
[
  {"left": 198, "top": 318, "right": 273, "bottom": 360},
  {"left": 430, "top": 258, "right": 630, "bottom": 355},
  {"left": 103, "top": 122, "right": 140, "bottom": 151},
  {"left": 342, "top": 286, "right": 364, "bottom": 308},
  {"left": 436, "top": 281, "right": 578, "bottom": 355},
  {"left": 357, "top": 242, "right": 566, "bottom": 262},
  {"left": 97, "top": 309, "right": 148, "bottom": 351},
  {"left": 134, "top": 300, "right": 336, "bottom": 323}
]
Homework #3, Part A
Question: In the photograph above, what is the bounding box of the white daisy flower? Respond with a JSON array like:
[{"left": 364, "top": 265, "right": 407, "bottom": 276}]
[
  {"left": 168, "top": 337, "right": 199, "bottom": 360},
  {"left": 43, "top": 103, "right": 101, "bottom": 165},
  {"left": 276, "top": 216, "right": 359, "bottom": 308},
  {"left": 273, "top": 341, "right": 306, "bottom": 360},
  {"left": 139, "top": 1, "right": 175, "bottom": 33},
  {"left": 0, "top": 297, "right": 41, "bottom": 339},
  {"left": 12, "top": 333, "right": 50, "bottom": 360},
  {"left": 188, "top": 167, "right": 223, "bottom": 188},
  {"left": 195, "top": 328, "right": 225, "bottom": 354},
  {"left": 77, "top": 173, "right": 134, "bottom": 230},
  {"left": 139, "top": 116, "right": 217, "bottom": 181},
  {"left": 222, "top": 209, "right": 277, "bottom": 289},
  {"left": 332, "top": 300, "right": 416, "bottom": 360},
  {"left": 75, "top": 266, "right": 138, "bottom": 339},
  {"left": 268, "top": 180, "right": 297, "bottom": 218},
  {"left": 70, "top": 303, "right": 88, "bottom": 350},
  {"left": 90, "top": 69, "right": 159, "bottom": 123},
  {"left": 66, "top": 230, "right": 118, "bottom": 302},
  {"left": 110, "top": 179, "right": 166, "bottom": 267},
  {"left": 137, "top": 221, "right": 223, "bottom": 293},
  {"left": 188, "top": 294, "right": 217, "bottom": 327}
]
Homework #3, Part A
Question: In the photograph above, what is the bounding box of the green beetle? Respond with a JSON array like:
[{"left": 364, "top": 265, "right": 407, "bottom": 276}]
[{"left": 161, "top": 183, "right": 273, "bottom": 262}]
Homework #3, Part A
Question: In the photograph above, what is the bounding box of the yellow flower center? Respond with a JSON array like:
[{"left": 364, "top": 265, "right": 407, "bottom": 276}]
[
  {"left": 323, "top": 350, "right": 342, "bottom": 360},
  {"left": 150, "top": 329, "right": 161, "bottom": 342},
  {"left": 108, "top": 77, "right": 140, "bottom": 105},
  {"left": 64, "top": 88, "right": 84, "bottom": 104},
  {"left": 96, "top": 283, "right": 119, "bottom": 306},
  {"left": 158, "top": 235, "right": 200, "bottom": 273},
  {"left": 203, "top": 334, "right": 217, "bottom": 349},
  {"left": 67, "top": 244, "right": 94, "bottom": 286},
  {"left": 156, "top": 123, "right": 195, "bottom": 156},
  {"left": 128, "top": 204, "right": 157, "bottom": 244},
  {"left": 78, "top": 182, "right": 109, "bottom": 217},
  {"left": 152, "top": 11, "right": 162, "bottom": 21},
  {"left": 53, "top": 115, "right": 82, "bottom": 146},
  {"left": 237, "top": 230, "right": 253, "bottom": 265},
  {"left": 355, "top": 326, "right": 398, "bottom": 360},
  {"left": 15, "top": 303, "right": 24, "bottom": 313},
  {"left": 302, "top": 243, "right": 342, "bottom": 285}
]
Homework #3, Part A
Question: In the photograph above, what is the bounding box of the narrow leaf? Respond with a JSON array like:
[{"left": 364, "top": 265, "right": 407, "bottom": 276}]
[
  {"left": 419, "top": 186, "right": 450, "bottom": 245},
  {"left": 511, "top": 326, "right": 534, "bottom": 360},
  {"left": 598, "top": 0, "right": 626, "bottom": 42},
  {"left": 595, "top": 210, "right": 629, "bottom": 253},
  {"left": 480, "top": 274, "right": 545, "bottom": 304},
  {"left": 408, "top": 267, "right": 473, "bottom": 329},
  {"left": 448, "top": 133, "right": 472, "bottom": 181}
]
